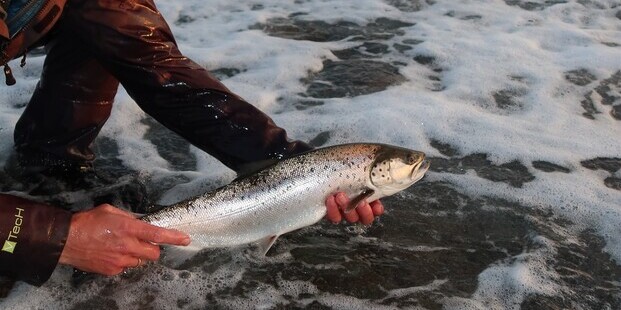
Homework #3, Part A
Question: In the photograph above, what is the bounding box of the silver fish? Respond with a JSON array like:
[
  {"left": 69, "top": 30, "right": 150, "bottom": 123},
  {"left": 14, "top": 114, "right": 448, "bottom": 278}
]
[{"left": 142, "top": 143, "right": 429, "bottom": 254}]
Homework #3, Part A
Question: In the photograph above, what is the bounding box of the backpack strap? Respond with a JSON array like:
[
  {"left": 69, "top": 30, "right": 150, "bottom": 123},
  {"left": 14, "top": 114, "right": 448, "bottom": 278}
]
[{"left": 1, "top": 0, "right": 66, "bottom": 85}]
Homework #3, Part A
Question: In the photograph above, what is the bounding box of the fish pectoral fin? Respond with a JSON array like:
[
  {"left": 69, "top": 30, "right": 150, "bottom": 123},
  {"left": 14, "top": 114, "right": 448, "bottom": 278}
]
[
  {"left": 257, "top": 235, "right": 279, "bottom": 256},
  {"left": 345, "top": 188, "right": 375, "bottom": 213},
  {"left": 161, "top": 244, "right": 202, "bottom": 267}
]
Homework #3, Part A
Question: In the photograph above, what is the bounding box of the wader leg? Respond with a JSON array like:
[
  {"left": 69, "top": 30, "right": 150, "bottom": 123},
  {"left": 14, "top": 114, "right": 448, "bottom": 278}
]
[{"left": 14, "top": 22, "right": 119, "bottom": 166}]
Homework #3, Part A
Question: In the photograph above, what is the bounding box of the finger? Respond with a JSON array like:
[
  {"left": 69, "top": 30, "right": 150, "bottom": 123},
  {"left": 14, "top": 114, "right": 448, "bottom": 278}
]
[
  {"left": 325, "top": 195, "right": 342, "bottom": 224},
  {"left": 117, "top": 255, "right": 143, "bottom": 269},
  {"left": 356, "top": 202, "right": 375, "bottom": 225},
  {"left": 370, "top": 200, "right": 384, "bottom": 216},
  {"left": 341, "top": 202, "right": 360, "bottom": 223},
  {"left": 122, "top": 239, "right": 161, "bottom": 261},
  {"left": 335, "top": 192, "right": 349, "bottom": 210},
  {"left": 130, "top": 221, "right": 190, "bottom": 246}
]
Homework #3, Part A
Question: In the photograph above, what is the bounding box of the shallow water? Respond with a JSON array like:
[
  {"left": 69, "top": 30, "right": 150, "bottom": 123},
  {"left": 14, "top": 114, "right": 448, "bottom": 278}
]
[{"left": 1, "top": 0, "right": 621, "bottom": 309}]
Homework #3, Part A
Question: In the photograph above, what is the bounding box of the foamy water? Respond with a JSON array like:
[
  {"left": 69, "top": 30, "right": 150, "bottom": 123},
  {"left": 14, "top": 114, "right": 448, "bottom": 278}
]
[{"left": 1, "top": 0, "right": 620, "bottom": 309}]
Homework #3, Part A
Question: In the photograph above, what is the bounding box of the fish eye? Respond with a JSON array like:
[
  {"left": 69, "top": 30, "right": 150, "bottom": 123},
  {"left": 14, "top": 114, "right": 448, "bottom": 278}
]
[{"left": 406, "top": 155, "right": 415, "bottom": 164}]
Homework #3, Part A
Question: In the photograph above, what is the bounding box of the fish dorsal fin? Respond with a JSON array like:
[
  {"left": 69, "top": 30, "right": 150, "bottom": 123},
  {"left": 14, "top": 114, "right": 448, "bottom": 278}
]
[
  {"left": 235, "top": 159, "right": 280, "bottom": 180},
  {"left": 257, "top": 235, "right": 279, "bottom": 256},
  {"left": 345, "top": 188, "right": 375, "bottom": 213}
]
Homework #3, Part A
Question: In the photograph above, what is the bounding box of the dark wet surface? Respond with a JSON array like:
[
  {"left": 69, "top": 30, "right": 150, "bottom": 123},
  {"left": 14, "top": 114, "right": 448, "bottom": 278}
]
[
  {"left": 19, "top": 124, "right": 604, "bottom": 309},
  {"left": 251, "top": 16, "right": 413, "bottom": 43},
  {"left": 308, "top": 131, "right": 332, "bottom": 148},
  {"left": 1, "top": 109, "right": 619, "bottom": 309},
  {"left": 71, "top": 296, "right": 120, "bottom": 310},
  {"left": 393, "top": 43, "right": 413, "bottom": 53},
  {"left": 253, "top": 16, "right": 414, "bottom": 99},
  {"left": 582, "top": 157, "right": 621, "bottom": 191},
  {"left": 384, "top": 0, "right": 431, "bottom": 12},
  {"left": 605, "top": 177, "right": 621, "bottom": 190},
  {"left": 581, "top": 157, "right": 621, "bottom": 174},
  {"left": 565, "top": 69, "right": 597, "bottom": 86},
  {"left": 532, "top": 161, "right": 571, "bottom": 173},
  {"left": 271, "top": 181, "right": 617, "bottom": 308},
  {"left": 2, "top": 101, "right": 616, "bottom": 308},
  {"left": 504, "top": 0, "right": 568, "bottom": 11},
  {"left": 303, "top": 59, "right": 406, "bottom": 98},
  {"left": 293, "top": 99, "right": 324, "bottom": 111},
  {"left": 493, "top": 89, "right": 526, "bottom": 110},
  {"left": 429, "top": 139, "right": 460, "bottom": 157},
  {"left": 1, "top": 2, "right": 620, "bottom": 309},
  {"left": 331, "top": 42, "right": 390, "bottom": 60},
  {"left": 580, "top": 71, "right": 621, "bottom": 120},
  {"left": 413, "top": 55, "right": 445, "bottom": 92},
  {"left": 142, "top": 117, "right": 197, "bottom": 172},
  {"left": 428, "top": 144, "right": 536, "bottom": 188},
  {"left": 210, "top": 68, "right": 244, "bottom": 80},
  {"left": 445, "top": 11, "right": 483, "bottom": 20},
  {"left": 612, "top": 105, "right": 621, "bottom": 120},
  {"left": 175, "top": 14, "right": 195, "bottom": 26},
  {"left": 49, "top": 180, "right": 621, "bottom": 309}
]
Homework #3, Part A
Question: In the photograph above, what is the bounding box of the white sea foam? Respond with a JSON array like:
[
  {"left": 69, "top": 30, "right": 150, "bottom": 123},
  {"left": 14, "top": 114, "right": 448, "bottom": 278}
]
[
  {"left": 1, "top": 0, "right": 620, "bottom": 308},
  {"left": 444, "top": 236, "right": 561, "bottom": 310}
]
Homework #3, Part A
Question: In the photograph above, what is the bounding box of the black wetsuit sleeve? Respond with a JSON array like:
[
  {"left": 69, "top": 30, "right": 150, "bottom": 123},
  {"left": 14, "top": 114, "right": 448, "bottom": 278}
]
[{"left": 0, "top": 194, "right": 72, "bottom": 286}]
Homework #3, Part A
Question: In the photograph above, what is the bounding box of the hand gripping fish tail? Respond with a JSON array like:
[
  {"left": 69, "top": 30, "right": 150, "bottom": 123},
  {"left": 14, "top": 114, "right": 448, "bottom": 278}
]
[{"left": 142, "top": 143, "right": 429, "bottom": 261}]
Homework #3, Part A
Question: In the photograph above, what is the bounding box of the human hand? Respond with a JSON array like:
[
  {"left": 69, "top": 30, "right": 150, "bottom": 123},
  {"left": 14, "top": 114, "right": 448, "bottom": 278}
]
[
  {"left": 59, "top": 204, "right": 190, "bottom": 276},
  {"left": 325, "top": 192, "right": 384, "bottom": 225}
]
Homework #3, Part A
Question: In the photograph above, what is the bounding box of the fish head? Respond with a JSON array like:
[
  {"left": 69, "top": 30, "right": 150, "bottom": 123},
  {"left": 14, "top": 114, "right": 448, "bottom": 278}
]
[{"left": 369, "top": 146, "right": 429, "bottom": 196}]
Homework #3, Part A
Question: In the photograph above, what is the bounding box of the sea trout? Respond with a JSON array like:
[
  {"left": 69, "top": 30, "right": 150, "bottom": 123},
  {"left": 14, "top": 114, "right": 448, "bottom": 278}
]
[{"left": 142, "top": 143, "right": 429, "bottom": 255}]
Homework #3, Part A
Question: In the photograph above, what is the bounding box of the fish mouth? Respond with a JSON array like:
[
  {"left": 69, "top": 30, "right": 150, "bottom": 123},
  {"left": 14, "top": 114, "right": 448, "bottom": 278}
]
[{"left": 410, "top": 159, "right": 430, "bottom": 182}]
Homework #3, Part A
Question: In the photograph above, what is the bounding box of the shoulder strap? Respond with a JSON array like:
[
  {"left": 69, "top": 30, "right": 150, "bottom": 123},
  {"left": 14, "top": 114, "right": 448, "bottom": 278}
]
[{"left": 1, "top": 0, "right": 66, "bottom": 84}]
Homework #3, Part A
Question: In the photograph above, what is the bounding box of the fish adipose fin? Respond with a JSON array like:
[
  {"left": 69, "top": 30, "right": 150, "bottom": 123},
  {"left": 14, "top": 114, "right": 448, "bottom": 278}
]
[
  {"left": 345, "top": 188, "right": 375, "bottom": 213},
  {"left": 257, "top": 235, "right": 279, "bottom": 256}
]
